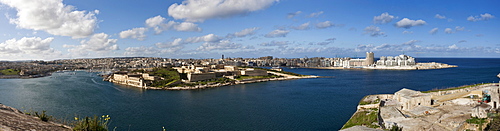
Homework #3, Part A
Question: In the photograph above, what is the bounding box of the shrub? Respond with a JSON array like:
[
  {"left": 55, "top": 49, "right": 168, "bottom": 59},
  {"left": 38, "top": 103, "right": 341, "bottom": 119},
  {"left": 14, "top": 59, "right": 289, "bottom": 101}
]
[
  {"left": 24, "top": 109, "right": 52, "bottom": 122},
  {"left": 72, "top": 115, "right": 110, "bottom": 131},
  {"left": 34, "top": 110, "right": 52, "bottom": 122}
]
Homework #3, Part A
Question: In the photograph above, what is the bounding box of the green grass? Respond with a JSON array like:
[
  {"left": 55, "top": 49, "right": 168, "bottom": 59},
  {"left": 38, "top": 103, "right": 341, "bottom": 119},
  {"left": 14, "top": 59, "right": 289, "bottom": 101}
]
[
  {"left": 359, "top": 98, "right": 380, "bottom": 105},
  {"left": 72, "top": 115, "right": 110, "bottom": 131},
  {"left": 0, "top": 69, "right": 20, "bottom": 75},
  {"left": 172, "top": 77, "right": 235, "bottom": 87},
  {"left": 467, "top": 117, "right": 488, "bottom": 130},
  {"left": 147, "top": 67, "right": 181, "bottom": 87},
  {"left": 341, "top": 110, "right": 379, "bottom": 129},
  {"left": 467, "top": 117, "right": 487, "bottom": 124},
  {"left": 422, "top": 83, "right": 491, "bottom": 93}
]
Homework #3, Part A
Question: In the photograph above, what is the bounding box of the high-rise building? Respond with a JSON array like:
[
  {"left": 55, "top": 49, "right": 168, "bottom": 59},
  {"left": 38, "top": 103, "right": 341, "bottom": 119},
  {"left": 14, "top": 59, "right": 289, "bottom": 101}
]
[{"left": 365, "top": 52, "right": 374, "bottom": 66}]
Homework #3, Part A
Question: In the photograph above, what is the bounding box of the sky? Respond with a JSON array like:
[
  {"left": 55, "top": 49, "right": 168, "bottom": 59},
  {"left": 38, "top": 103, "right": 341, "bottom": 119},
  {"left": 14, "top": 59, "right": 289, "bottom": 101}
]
[{"left": 0, "top": 0, "right": 498, "bottom": 60}]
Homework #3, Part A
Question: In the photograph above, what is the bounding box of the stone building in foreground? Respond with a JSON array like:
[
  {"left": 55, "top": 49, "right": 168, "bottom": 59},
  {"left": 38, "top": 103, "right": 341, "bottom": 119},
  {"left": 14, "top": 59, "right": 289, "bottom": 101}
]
[{"left": 394, "top": 88, "right": 431, "bottom": 111}]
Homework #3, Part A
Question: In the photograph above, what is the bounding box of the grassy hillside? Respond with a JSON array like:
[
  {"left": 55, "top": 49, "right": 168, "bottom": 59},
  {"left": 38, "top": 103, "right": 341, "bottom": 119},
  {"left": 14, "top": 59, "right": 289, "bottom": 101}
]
[
  {"left": 0, "top": 69, "right": 20, "bottom": 75},
  {"left": 148, "top": 68, "right": 180, "bottom": 87}
]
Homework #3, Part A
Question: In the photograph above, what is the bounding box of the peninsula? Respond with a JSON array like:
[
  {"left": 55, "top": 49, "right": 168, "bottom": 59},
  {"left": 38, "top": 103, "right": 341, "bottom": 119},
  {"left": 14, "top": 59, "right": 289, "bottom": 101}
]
[
  {"left": 103, "top": 66, "right": 318, "bottom": 90},
  {"left": 341, "top": 74, "right": 500, "bottom": 131}
]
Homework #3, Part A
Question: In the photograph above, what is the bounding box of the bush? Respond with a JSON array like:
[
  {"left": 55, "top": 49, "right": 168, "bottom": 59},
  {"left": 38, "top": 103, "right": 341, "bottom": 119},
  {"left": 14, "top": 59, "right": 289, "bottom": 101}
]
[
  {"left": 72, "top": 115, "right": 111, "bottom": 131},
  {"left": 24, "top": 109, "right": 52, "bottom": 122},
  {"left": 34, "top": 110, "right": 52, "bottom": 122}
]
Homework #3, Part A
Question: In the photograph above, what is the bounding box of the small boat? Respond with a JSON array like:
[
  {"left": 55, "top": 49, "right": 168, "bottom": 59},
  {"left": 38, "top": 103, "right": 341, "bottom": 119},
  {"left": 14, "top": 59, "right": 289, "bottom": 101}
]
[{"left": 497, "top": 73, "right": 500, "bottom": 78}]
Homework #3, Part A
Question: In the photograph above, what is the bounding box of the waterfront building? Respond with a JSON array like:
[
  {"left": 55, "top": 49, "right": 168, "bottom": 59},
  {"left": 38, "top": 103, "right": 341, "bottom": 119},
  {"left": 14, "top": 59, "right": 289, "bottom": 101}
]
[
  {"left": 110, "top": 73, "right": 160, "bottom": 88},
  {"left": 340, "top": 52, "right": 375, "bottom": 67},
  {"left": 376, "top": 55, "right": 415, "bottom": 67},
  {"left": 187, "top": 72, "right": 216, "bottom": 82}
]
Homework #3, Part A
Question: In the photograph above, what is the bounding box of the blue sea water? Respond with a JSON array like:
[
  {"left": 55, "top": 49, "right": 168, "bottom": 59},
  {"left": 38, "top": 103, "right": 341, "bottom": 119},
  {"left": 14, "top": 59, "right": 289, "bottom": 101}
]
[{"left": 0, "top": 58, "right": 499, "bottom": 130}]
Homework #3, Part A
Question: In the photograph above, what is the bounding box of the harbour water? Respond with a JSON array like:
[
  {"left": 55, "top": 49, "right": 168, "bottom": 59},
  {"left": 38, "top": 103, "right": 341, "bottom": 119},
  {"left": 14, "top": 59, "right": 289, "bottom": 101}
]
[{"left": 0, "top": 58, "right": 499, "bottom": 130}]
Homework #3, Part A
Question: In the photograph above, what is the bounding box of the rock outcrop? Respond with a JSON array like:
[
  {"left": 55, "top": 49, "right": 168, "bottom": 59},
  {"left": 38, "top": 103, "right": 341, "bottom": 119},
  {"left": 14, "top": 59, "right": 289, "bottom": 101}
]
[{"left": 0, "top": 104, "right": 71, "bottom": 131}]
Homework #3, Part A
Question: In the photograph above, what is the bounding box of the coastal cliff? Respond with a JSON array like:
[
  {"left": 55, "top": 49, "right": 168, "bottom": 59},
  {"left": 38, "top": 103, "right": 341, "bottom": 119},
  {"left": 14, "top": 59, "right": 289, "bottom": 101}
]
[{"left": 0, "top": 104, "right": 71, "bottom": 131}]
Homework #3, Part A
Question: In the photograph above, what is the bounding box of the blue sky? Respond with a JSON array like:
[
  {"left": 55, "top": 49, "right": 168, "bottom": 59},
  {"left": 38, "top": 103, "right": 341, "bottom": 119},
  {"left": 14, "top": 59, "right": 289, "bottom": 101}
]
[{"left": 0, "top": 0, "right": 498, "bottom": 60}]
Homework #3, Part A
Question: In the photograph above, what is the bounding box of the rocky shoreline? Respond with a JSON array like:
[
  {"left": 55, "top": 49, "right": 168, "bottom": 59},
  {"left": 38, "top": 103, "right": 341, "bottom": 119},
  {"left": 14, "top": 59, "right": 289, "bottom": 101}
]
[{"left": 0, "top": 104, "right": 71, "bottom": 131}]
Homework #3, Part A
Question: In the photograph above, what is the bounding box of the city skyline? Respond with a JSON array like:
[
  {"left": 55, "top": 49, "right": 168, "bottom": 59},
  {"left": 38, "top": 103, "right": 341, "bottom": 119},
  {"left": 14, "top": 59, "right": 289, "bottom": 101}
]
[{"left": 0, "top": 0, "right": 499, "bottom": 61}]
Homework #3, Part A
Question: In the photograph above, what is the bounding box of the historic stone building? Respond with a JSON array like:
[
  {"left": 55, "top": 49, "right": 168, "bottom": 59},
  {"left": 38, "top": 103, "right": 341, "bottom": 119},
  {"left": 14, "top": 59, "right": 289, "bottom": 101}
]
[{"left": 394, "top": 88, "right": 431, "bottom": 111}]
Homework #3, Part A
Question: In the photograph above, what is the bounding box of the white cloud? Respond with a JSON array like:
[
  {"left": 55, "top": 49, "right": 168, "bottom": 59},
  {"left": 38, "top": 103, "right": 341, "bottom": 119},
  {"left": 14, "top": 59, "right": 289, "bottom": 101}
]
[
  {"left": 260, "top": 41, "right": 289, "bottom": 46},
  {"left": 0, "top": 37, "right": 55, "bottom": 54},
  {"left": 155, "top": 38, "right": 184, "bottom": 48},
  {"left": 444, "top": 26, "right": 465, "bottom": 34},
  {"left": 124, "top": 46, "right": 159, "bottom": 56},
  {"left": 1, "top": 0, "right": 98, "bottom": 38},
  {"left": 145, "top": 15, "right": 165, "bottom": 28},
  {"left": 315, "top": 21, "right": 334, "bottom": 29},
  {"left": 196, "top": 40, "right": 243, "bottom": 51},
  {"left": 434, "top": 14, "right": 446, "bottom": 19},
  {"left": 119, "top": 27, "right": 148, "bottom": 41},
  {"left": 265, "top": 29, "right": 290, "bottom": 38},
  {"left": 65, "top": 33, "right": 118, "bottom": 56},
  {"left": 363, "top": 25, "right": 385, "bottom": 37},
  {"left": 145, "top": 15, "right": 201, "bottom": 34},
  {"left": 448, "top": 44, "right": 458, "bottom": 50},
  {"left": 373, "top": 12, "right": 395, "bottom": 24},
  {"left": 455, "top": 26, "right": 465, "bottom": 31},
  {"left": 444, "top": 28, "right": 453, "bottom": 34},
  {"left": 287, "top": 11, "right": 301, "bottom": 19},
  {"left": 402, "top": 31, "right": 413, "bottom": 34},
  {"left": 227, "top": 27, "right": 260, "bottom": 38},
  {"left": 185, "top": 34, "right": 222, "bottom": 43},
  {"left": 429, "top": 28, "right": 438, "bottom": 34},
  {"left": 291, "top": 22, "right": 310, "bottom": 30},
  {"left": 175, "top": 22, "right": 202, "bottom": 32},
  {"left": 467, "top": 13, "right": 495, "bottom": 22},
  {"left": 307, "top": 11, "right": 323, "bottom": 18},
  {"left": 403, "top": 40, "right": 420, "bottom": 45},
  {"left": 168, "top": 0, "right": 278, "bottom": 22},
  {"left": 395, "top": 18, "right": 426, "bottom": 28},
  {"left": 309, "top": 38, "right": 336, "bottom": 46}
]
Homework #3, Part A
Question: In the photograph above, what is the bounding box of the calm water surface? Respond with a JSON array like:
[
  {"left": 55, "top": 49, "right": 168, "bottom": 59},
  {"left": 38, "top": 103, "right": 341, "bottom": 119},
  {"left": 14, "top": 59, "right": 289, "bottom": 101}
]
[{"left": 0, "top": 58, "right": 499, "bottom": 130}]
